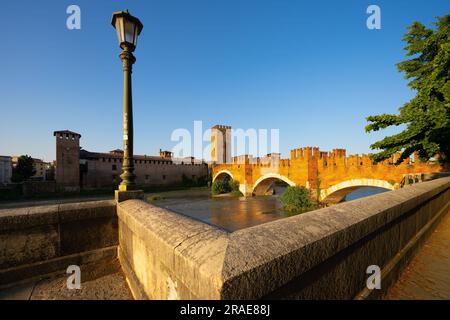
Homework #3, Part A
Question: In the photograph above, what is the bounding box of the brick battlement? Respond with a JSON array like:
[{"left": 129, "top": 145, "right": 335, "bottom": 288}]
[{"left": 212, "top": 125, "right": 232, "bottom": 130}]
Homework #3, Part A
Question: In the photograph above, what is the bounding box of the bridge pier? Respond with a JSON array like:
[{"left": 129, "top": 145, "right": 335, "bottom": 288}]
[{"left": 239, "top": 183, "right": 253, "bottom": 197}]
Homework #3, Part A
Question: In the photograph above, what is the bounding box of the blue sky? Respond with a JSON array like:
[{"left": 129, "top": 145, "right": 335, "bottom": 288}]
[{"left": 0, "top": 0, "right": 449, "bottom": 161}]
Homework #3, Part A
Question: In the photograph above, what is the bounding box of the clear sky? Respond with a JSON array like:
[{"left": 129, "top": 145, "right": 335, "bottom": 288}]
[{"left": 0, "top": 0, "right": 449, "bottom": 161}]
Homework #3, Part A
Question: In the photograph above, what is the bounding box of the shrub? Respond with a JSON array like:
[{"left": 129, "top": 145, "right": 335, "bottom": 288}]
[
  {"left": 182, "top": 173, "right": 209, "bottom": 187},
  {"left": 228, "top": 180, "right": 240, "bottom": 192},
  {"left": 280, "top": 186, "right": 317, "bottom": 213},
  {"left": 211, "top": 179, "right": 242, "bottom": 196},
  {"left": 211, "top": 180, "right": 231, "bottom": 195}
]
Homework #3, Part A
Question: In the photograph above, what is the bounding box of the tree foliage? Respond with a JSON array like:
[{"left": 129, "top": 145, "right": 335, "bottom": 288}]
[
  {"left": 211, "top": 179, "right": 240, "bottom": 195},
  {"left": 366, "top": 15, "right": 450, "bottom": 164},
  {"left": 11, "top": 155, "right": 35, "bottom": 182}
]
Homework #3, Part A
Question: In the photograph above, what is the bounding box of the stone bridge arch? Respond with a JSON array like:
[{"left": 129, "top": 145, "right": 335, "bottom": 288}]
[
  {"left": 212, "top": 170, "right": 235, "bottom": 183},
  {"left": 252, "top": 173, "right": 296, "bottom": 196},
  {"left": 320, "top": 179, "right": 395, "bottom": 204}
]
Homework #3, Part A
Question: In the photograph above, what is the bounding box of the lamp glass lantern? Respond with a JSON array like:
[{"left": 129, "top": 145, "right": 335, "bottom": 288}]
[{"left": 111, "top": 10, "right": 143, "bottom": 51}]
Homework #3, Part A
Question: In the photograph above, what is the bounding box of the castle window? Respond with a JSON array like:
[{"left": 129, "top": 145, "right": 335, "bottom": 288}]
[
  {"left": 102, "top": 158, "right": 105, "bottom": 162},
  {"left": 162, "top": 175, "right": 166, "bottom": 180},
  {"left": 145, "top": 175, "right": 149, "bottom": 180},
  {"left": 108, "top": 158, "right": 111, "bottom": 162},
  {"left": 112, "top": 164, "right": 117, "bottom": 171}
]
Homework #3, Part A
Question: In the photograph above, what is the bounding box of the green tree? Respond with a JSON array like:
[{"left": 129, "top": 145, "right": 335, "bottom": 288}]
[
  {"left": 366, "top": 15, "right": 450, "bottom": 164},
  {"left": 11, "top": 155, "right": 35, "bottom": 182}
]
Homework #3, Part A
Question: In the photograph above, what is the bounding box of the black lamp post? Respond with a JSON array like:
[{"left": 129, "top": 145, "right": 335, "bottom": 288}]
[
  {"left": 111, "top": 10, "right": 143, "bottom": 193},
  {"left": 111, "top": 10, "right": 143, "bottom": 202}
]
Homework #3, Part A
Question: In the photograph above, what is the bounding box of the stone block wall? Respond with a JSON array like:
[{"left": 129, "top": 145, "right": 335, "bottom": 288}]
[
  {"left": 118, "top": 177, "right": 450, "bottom": 299},
  {"left": 0, "top": 200, "right": 118, "bottom": 287},
  {"left": 82, "top": 160, "right": 208, "bottom": 189},
  {"left": 117, "top": 201, "right": 228, "bottom": 299},
  {"left": 21, "top": 181, "right": 56, "bottom": 197}
]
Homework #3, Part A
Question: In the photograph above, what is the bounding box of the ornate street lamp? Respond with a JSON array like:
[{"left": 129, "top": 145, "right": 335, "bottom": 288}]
[{"left": 112, "top": 10, "right": 143, "bottom": 200}]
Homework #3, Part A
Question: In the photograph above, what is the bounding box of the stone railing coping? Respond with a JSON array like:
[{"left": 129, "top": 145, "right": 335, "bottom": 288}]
[
  {"left": 118, "top": 200, "right": 228, "bottom": 299},
  {"left": 0, "top": 200, "right": 116, "bottom": 231},
  {"left": 118, "top": 177, "right": 450, "bottom": 299},
  {"left": 221, "top": 177, "right": 450, "bottom": 298}
]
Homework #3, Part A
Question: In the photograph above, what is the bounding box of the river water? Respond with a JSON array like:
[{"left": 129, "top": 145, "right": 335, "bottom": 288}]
[{"left": 149, "top": 186, "right": 389, "bottom": 232}]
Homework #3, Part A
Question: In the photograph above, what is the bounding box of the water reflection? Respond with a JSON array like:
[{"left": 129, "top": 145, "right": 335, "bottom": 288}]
[
  {"left": 152, "top": 188, "right": 289, "bottom": 232},
  {"left": 149, "top": 186, "right": 389, "bottom": 232}
]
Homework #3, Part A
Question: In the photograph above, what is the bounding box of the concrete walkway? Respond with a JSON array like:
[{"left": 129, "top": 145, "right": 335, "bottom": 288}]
[
  {"left": 0, "top": 258, "right": 132, "bottom": 300},
  {"left": 385, "top": 209, "right": 450, "bottom": 299}
]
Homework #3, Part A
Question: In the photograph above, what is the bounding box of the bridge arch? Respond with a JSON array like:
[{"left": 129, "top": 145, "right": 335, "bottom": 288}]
[
  {"left": 252, "top": 173, "right": 296, "bottom": 196},
  {"left": 320, "top": 179, "right": 395, "bottom": 204},
  {"left": 212, "top": 170, "right": 234, "bottom": 183}
]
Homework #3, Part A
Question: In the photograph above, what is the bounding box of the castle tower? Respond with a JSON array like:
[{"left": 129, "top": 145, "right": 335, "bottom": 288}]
[
  {"left": 54, "top": 130, "right": 81, "bottom": 192},
  {"left": 211, "top": 125, "right": 231, "bottom": 163}
]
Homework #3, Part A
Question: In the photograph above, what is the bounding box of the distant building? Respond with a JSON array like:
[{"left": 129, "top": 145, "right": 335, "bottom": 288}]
[
  {"left": 159, "top": 149, "right": 173, "bottom": 159},
  {"left": 11, "top": 156, "right": 53, "bottom": 181},
  {"left": 53, "top": 130, "right": 82, "bottom": 191},
  {"left": 54, "top": 130, "right": 208, "bottom": 191},
  {"left": 31, "top": 158, "right": 52, "bottom": 181},
  {"left": 0, "top": 156, "right": 12, "bottom": 185}
]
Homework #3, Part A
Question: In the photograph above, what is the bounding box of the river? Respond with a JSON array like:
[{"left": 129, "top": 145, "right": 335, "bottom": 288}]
[{"left": 149, "top": 186, "right": 389, "bottom": 232}]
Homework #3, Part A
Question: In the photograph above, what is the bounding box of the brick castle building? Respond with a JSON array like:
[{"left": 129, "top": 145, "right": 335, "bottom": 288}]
[{"left": 53, "top": 130, "right": 208, "bottom": 191}]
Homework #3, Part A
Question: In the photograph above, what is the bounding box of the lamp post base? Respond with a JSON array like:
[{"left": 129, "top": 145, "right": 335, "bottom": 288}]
[{"left": 115, "top": 189, "right": 144, "bottom": 203}]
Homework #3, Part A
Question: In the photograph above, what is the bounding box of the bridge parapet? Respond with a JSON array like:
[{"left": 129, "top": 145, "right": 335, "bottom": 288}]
[{"left": 117, "top": 178, "right": 450, "bottom": 299}]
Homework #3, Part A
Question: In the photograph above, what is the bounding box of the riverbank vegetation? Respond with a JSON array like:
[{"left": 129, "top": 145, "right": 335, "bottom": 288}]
[
  {"left": 211, "top": 179, "right": 242, "bottom": 196},
  {"left": 280, "top": 186, "right": 318, "bottom": 214}
]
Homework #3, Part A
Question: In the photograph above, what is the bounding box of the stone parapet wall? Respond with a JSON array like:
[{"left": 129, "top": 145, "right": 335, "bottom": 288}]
[
  {"left": 118, "top": 177, "right": 450, "bottom": 299},
  {"left": 0, "top": 200, "right": 118, "bottom": 287},
  {"left": 117, "top": 201, "right": 228, "bottom": 299}
]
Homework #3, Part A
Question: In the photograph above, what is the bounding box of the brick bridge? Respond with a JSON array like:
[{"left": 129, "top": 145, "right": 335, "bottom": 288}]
[{"left": 211, "top": 147, "right": 449, "bottom": 203}]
